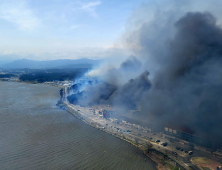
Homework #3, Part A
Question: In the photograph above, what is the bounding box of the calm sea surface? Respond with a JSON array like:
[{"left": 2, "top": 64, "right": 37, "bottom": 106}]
[{"left": 0, "top": 82, "right": 157, "bottom": 170}]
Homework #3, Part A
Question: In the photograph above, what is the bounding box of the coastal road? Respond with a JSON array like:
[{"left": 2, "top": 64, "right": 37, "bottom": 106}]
[{"left": 67, "top": 104, "right": 221, "bottom": 170}]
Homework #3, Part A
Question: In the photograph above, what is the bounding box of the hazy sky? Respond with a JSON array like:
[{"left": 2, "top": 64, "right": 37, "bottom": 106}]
[{"left": 0, "top": 0, "right": 149, "bottom": 61}]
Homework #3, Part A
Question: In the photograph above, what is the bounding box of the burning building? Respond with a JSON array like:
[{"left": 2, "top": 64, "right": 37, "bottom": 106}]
[{"left": 98, "top": 110, "right": 111, "bottom": 119}]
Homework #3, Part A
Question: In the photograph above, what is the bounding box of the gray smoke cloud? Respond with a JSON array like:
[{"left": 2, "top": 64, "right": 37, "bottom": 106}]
[
  {"left": 137, "top": 12, "right": 222, "bottom": 148},
  {"left": 68, "top": 0, "right": 222, "bottom": 149},
  {"left": 76, "top": 56, "right": 150, "bottom": 109},
  {"left": 119, "top": 55, "right": 141, "bottom": 72}
]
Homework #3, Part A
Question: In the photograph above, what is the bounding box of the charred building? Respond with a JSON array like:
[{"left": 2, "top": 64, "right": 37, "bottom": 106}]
[{"left": 163, "top": 126, "right": 216, "bottom": 151}]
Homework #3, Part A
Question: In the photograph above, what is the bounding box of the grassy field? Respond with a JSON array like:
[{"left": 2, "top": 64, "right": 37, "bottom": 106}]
[
  {"left": 192, "top": 157, "right": 222, "bottom": 170},
  {"left": 200, "top": 167, "right": 211, "bottom": 170},
  {"left": 192, "top": 157, "right": 210, "bottom": 165}
]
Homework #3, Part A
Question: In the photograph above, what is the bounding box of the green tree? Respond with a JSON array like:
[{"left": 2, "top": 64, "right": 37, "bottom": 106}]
[
  {"left": 145, "top": 142, "right": 153, "bottom": 153},
  {"left": 135, "top": 138, "right": 139, "bottom": 146},
  {"left": 171, "top": 166, "right": 179, "bottom": 170}
]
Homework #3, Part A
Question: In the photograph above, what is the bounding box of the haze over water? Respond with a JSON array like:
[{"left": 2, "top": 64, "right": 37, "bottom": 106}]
[{"left": 0, "top": 81, "right": 156, "bottom": 170}]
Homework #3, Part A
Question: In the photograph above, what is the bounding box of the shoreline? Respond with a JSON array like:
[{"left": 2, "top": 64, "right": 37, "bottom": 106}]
[
  {"left": 4, "top": 81, "right": 186, "bottom": 170},
  {"left": 63, "top": 102, "right": 173, "bottom": 170},
  {"left": 1, "top": 81, "right": 160, "bottom": 170},
  {"left": 3, "top": 81, "right": 221, "bottom": 170}
]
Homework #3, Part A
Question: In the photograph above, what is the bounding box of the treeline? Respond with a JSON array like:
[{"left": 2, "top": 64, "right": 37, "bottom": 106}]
[
  {"left": 0, "top": 74, "right": 16, "bottom": 78},
  {"left": 19, "top": 68, "right": 88, "bottom": 83}
]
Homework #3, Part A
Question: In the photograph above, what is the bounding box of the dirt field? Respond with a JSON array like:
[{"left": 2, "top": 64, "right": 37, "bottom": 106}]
[{"left": 192, "top": 157, "right": 222, "bottom": 170}]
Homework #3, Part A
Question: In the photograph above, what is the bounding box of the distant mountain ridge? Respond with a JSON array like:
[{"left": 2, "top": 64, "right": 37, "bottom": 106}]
[{"left": 1, "top": 58, "right": 102, "bottom": 69}]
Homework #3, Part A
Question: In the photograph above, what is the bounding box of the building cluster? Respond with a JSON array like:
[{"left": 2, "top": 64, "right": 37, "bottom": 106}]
[
  {"left": 95, "top": 105, "right": 114, "bottom": 119},
  {"left": 0, "top": 77, "right": 19, "bottom": 82},
  {"left": 163, "top": 127, "right": 215, "bottom": 152},
  {"left": 49, "top": 80, "right": 73, "bottom": 87},
  {"left": 213, "top": 150, "right": 222, "bottom": 157},
  {"left": 0, "top": 70, "right": 19, "bottom": 82},
  {"left": 98, "top": 110, "right": 111, "bottom": 119}
]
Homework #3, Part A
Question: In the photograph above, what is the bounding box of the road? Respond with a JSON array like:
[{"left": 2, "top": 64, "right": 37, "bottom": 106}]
[{"left": 67, "top": 103, "right": 222, "bottom": 170}]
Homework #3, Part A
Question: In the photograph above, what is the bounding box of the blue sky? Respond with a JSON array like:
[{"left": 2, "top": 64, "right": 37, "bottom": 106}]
[{"left": 0, "top": 0, "right": 149, "bottom": 60}]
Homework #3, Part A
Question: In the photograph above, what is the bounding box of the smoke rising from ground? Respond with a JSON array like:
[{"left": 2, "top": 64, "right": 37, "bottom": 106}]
[
  {"left": 141, "top": 12, "right": 222, "bottom": 137},
  {"left": 67, "top": 0, "right": 222, "bottom": 148},
  {"left": 71, "top": 56, "right": 150, "bottom": 109}
]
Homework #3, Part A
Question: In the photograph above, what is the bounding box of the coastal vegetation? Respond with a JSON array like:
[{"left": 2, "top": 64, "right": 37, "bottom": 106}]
[
  {"left": 63, "top": 103, "right": 187, "bottom": 170},
  {"left": 145, "top": 142, "right": 153, "bottom": 153},
  {"left": 0, "top": 74, "right": 16, "bottom": 78},
  {"left": 19, "top": 68, "right": 88, "bottom": 83}
]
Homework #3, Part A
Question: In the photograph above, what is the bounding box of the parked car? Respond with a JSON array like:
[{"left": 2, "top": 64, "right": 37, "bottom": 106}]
[
  {"left": 156, "top": 140, "right": 160, "bottom": 142},
  {"left": 188, "top": 151, "right": 193, "bottom": 155},
  {"left": 161, "top": 142, "right": 168, "bottom": 146},
  {"left": 172, "top": 151, "right": 177, "bottom": 155},
  {"left": 176, "top": 147, "right": 181, "bottom": 150}
]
